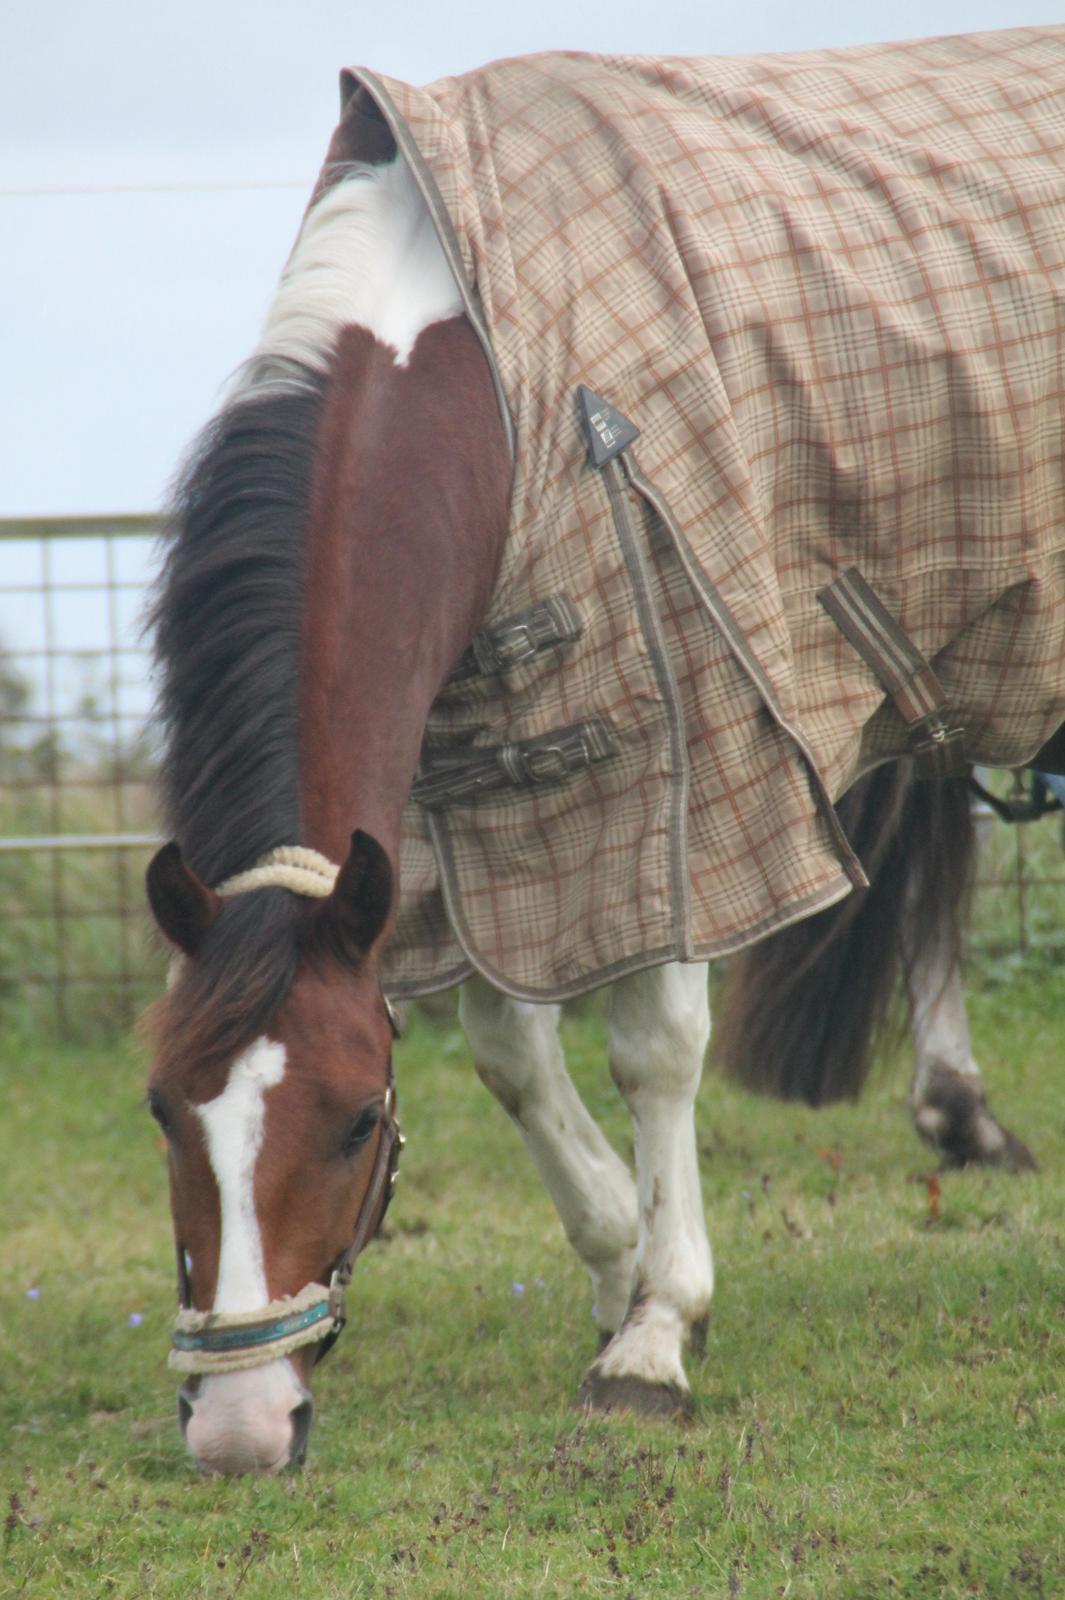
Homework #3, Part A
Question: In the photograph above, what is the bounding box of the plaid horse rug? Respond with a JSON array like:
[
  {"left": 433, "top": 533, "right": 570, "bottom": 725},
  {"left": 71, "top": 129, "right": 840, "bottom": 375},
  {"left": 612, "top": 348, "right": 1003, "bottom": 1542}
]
[{"left": 336, "top": 27, "right": 1065, "bottom": 1001}]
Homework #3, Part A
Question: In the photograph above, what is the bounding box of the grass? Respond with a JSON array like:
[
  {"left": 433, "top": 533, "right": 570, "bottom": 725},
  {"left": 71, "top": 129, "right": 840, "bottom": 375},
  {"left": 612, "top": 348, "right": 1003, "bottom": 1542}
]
[
  {"left": 2, "top": 966, "right": 1064, "bottom": 1598},
  {"left": 0, "top": 778, "right": 162, "bottom": 1041}
]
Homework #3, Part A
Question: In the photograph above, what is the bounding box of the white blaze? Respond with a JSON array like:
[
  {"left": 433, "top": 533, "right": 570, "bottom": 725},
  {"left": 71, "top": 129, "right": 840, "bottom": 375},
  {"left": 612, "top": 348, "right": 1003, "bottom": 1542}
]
[{"left": 194, "top": 1037, "right": 286, "bottom": 1313}]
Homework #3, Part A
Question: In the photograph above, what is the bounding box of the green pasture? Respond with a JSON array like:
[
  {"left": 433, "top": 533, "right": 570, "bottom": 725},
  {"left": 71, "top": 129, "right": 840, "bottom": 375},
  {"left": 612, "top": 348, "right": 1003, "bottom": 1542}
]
[{"left": 2, "top": 966, "right": 1064, "bottom": 1599}]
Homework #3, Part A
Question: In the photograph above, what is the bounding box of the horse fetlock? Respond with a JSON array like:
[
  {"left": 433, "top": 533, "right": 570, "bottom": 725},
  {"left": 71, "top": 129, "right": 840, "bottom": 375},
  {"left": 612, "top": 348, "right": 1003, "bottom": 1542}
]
[
  {"left": 589, "top": 1250, "right": 638, "bottom": 1339},
  {"left": 913, "top": 1062, "right": 1037, "bottom": 1172},
  {"left": 688, "top": 1312, "right": 710, "bottom": 1359},
  {"left": 578, "top": 1301, "right": 694, "bottom": 1418},
  {"left": 583, "top": 1297, "right": 691, "bottom": 1397}
]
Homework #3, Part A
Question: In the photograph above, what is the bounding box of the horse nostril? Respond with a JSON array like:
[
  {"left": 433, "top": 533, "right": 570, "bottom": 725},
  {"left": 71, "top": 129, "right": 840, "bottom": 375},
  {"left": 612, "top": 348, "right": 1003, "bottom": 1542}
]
[
  {"left": 288, "top": 1398, "right": 314, "bottom": 1466},
  {"left": 177, "top": 1387, "right": 194, "bottom": 1439}
]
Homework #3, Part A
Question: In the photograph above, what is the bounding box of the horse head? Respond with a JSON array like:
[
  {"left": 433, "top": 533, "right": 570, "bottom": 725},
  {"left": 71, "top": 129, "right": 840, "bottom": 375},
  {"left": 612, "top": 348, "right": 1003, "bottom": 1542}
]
[{"left": 145, "top": 830, "right": 402, "bottom": 1475}]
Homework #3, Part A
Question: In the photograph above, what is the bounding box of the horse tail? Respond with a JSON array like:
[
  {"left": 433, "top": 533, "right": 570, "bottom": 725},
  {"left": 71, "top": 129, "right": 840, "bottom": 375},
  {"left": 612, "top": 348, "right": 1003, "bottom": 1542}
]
[{"left": 712, "top": 763, "right": 974, "bottom": 1106}]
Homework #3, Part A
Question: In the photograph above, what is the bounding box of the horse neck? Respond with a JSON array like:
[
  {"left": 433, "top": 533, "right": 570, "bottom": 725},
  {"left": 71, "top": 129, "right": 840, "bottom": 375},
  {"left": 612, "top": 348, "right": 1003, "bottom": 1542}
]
[{"left": 298, "top": 317, "right": 510, "bottom": 877}]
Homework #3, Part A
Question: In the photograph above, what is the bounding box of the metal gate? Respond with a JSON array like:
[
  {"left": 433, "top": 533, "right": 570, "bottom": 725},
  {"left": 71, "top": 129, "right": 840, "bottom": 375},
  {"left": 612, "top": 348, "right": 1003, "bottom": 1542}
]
[{"left": 0, "top": 515, "right": 163, "bottom": 1035}]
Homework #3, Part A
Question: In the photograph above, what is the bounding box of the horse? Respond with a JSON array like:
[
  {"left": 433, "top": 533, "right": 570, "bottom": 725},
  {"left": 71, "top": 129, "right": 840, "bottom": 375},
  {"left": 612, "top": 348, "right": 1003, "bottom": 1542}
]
[{"left": 145, "top": 33, "right": 1065, "bottom": 1474}]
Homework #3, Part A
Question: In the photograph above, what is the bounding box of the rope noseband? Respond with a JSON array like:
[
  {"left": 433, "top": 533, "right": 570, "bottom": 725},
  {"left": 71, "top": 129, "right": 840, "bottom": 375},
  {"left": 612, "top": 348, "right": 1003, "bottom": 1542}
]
[{"left": 168, "top": 847, "right": 405, "bottom": 1376}]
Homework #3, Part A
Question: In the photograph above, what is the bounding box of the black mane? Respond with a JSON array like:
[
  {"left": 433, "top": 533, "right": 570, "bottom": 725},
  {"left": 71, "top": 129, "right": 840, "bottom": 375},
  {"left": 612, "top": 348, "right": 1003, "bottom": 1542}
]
[
  {"left": 149, "top": 358, "right": 328, "bottom": 1062},
  {"left": 152, "top": 360, "right": 326, "bottom": 884}
]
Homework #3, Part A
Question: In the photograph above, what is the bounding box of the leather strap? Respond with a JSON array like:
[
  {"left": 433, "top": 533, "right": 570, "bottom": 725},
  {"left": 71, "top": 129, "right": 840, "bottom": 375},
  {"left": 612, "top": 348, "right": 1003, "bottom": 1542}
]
[
  {"left": 818, "top": 566, "right": 967, "bottom": 779},
  {"left": 314, "top": 1064, "right": 405, "bottom": 1365},
  {"left": 412, "top": 716, "right": 618, "bottom": 810},
  {"left": 450, "top": 594, "right": 582, "bottom": 680}
]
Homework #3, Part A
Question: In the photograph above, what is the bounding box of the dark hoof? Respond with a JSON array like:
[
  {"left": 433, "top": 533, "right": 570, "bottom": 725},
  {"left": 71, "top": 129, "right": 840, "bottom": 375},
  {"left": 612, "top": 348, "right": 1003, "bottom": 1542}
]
[
  {"left": 578, "top": 1370, "right": 694, "bottom": 1420},
  {"left": 914, "top": 1064, "right": 1037, "bottom": 1173},
  {"left": 965, "top": 1126, "right": 1029, "bottom": 1177}
]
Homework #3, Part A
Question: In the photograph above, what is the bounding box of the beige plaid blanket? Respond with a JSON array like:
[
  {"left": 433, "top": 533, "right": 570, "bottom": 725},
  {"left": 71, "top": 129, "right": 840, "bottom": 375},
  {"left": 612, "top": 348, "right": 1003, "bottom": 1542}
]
[{"left": 341, "top": 28, "right": 1065, "bottom": 1000}]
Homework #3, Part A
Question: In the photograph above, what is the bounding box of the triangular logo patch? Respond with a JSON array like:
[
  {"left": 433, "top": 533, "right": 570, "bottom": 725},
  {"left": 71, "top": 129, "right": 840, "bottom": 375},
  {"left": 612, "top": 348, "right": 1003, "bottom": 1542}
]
[{"left": 576, "top": 385, "right": 640, "bottom": 468}]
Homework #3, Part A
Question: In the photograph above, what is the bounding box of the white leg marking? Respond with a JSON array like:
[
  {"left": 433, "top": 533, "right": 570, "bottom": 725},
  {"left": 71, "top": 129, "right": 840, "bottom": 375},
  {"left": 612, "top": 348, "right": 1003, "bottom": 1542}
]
[
  {"left": 459, "top": 979, "right": 638, "bottom": 1335},
  {"left": 193, "top": 1036, "right": 286, "bottom": 1313},
  {"left": 588, "top": 963, "right": 712, "bottom": 1402},
  {"left": 240, "top": 153, "right": 462, "bottom": 390},
  {"left": 904, "top": 926, "right": 1035, "bottom": 1166},
  {"left": 906, "top": 933, "right": 982, "bottom": 1107}
]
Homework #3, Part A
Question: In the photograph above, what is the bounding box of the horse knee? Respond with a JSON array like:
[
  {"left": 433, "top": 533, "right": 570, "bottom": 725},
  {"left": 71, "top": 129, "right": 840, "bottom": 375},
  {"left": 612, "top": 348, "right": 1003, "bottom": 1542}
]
[
  {"left": 608, "top": 964, "right": 709, "bottom": 1099},
  {"left": 459, "top": 981, "right": 561, "bottom": 1113}
]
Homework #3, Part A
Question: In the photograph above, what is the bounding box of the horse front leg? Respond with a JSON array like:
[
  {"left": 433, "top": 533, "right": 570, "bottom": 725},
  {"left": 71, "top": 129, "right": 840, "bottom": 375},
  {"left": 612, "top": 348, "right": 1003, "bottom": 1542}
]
[
  {"left": 579, "top": 962, "right": 712, "bottom": 1419},
  {"left": 907, "top": 930, "right": 1036, "bottom": 1171},
  {"left": 459, "top": 977, "right": 639, "bottom": 1338}
]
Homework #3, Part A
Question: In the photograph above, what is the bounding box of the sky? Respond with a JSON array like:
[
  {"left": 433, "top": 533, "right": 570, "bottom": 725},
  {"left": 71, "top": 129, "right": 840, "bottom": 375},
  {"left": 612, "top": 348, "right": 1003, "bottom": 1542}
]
[{"left": 3, "top": 0, "right": 1057, "bottom": 519}]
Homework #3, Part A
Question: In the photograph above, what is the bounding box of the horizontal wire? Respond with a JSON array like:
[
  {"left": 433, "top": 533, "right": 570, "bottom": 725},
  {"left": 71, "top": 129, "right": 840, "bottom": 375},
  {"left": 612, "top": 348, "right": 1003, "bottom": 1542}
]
[{"left": 0, "top": 178, "right": 310, "bottom": 199}]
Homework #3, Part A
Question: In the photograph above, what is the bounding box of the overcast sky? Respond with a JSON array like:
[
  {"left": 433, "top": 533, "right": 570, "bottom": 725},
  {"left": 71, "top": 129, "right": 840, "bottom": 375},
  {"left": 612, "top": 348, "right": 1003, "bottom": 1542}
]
[{"left": 4, "top": 0, "right": 1056, "bottom": 517}]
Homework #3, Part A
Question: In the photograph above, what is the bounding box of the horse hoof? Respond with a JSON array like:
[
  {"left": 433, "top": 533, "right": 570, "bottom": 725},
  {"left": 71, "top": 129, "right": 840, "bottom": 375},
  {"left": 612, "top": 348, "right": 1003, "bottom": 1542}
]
[
  {"left": 914, "top": 1064, "right": 1037, "bottom": 1173},
  {"left": 951, "top": 1124, "right": 1037, "bottom": 1173},
  {"left": 577, "top": 1370, "right": 694, "bottom": 1419}
]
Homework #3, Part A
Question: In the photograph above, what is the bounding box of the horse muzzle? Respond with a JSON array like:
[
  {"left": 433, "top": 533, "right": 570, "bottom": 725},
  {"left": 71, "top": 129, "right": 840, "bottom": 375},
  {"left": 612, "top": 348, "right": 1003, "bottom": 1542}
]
[{"left": 179, "top": 1363, "right": 314, "bottom": 1476}]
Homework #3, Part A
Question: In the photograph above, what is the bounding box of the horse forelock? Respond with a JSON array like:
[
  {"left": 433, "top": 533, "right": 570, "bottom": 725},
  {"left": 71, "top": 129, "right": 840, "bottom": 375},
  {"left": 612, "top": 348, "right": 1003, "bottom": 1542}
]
[{"left": 145, "top": 891, "right": 302, "bottom": 1081}]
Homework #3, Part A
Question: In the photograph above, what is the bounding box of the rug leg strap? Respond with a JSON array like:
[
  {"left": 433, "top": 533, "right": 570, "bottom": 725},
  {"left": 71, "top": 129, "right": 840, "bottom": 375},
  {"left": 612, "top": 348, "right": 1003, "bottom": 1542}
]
[{"left": 817, "top": 566, "right": 967, "bottom": 780}]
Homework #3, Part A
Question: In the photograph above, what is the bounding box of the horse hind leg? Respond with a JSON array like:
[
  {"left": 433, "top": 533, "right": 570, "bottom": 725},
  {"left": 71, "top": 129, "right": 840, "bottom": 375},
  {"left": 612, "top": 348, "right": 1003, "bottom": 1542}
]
[
  {"left": 458, "top": 977, "right": 639, "bottom": 1338},
  {"left": 906, "top": 927, "right": 1036, "bottom": 1172},
  {"left": 579, "top": 962, "right": 713, "bottom": 1420}
]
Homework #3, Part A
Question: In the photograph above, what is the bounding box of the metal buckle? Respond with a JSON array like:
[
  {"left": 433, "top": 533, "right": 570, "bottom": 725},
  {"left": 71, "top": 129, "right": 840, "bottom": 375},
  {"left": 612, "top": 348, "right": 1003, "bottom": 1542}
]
[
  {"left": 175, "top": 1241, "right": 193, "bottom": 1310},
  {"left": 913, "top": 720, "right": 967, "bottom": 780},
  {"left": 382, "top": 991, "right": 402, "bottom": 1039},
  {"left": 493, "top": 621, "right": 536, "bottom": 668},
  {"left": 390, "top": 1129, "right": 406, "bottom": 1191},
  {"left": 521, "top": 742, "right": 571, "bottom": 782},
  {"left": 327, "top": 1269, "right": 348, "bottom": 1329}
]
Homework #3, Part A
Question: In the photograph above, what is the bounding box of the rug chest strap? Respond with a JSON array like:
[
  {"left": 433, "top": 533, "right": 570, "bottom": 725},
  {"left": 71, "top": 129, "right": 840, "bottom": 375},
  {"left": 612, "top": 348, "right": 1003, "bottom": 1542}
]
[
  {"left": 449, "top": 594, "right": 582, "bottom": 680},
  {"left": 412, "top": 717, "right": 618, "bottom": 810},
  {"left": 817, "top": 566, "right": 967, "bottom": 780}
]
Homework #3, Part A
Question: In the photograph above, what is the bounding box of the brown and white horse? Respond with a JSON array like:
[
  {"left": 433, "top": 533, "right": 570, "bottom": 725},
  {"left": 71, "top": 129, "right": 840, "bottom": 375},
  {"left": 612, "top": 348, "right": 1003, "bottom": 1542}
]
[{"left": 145, "top": 89, "right": 1047, "bottom": 1475}]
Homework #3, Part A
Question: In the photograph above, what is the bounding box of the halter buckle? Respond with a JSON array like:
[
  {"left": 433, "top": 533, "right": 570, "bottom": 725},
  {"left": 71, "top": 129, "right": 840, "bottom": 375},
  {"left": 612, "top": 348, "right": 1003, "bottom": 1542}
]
[
  {"left": 383, "top": 991, "right": 403, "bottom": 1039},
  {"left": 327, "top": 1268, "right": 348, "bottom": 1330}
]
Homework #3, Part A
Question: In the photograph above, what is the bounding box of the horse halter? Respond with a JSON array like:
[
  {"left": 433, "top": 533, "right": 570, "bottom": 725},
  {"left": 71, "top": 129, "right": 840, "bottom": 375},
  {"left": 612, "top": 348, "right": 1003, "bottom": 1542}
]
[{"left": 167, "top": 848, "right": 406, "bottom": 1377}]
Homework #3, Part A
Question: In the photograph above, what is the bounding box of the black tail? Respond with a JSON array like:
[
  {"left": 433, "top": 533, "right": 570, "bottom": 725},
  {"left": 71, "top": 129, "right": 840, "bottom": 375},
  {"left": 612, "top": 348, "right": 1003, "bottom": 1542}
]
[{"left": 712, "top": 764, "right": 974, "bottom": 1106}]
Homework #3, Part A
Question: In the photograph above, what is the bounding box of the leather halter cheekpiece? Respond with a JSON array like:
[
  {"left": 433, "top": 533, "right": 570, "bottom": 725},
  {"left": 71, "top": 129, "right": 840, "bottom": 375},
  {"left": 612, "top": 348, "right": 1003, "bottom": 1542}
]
[
  {"left": 169, "top": 995, "right": 404, "bottom": 1375},
  {"left": 315, "top": 1039, "right": 405, "bottom": 1366}
]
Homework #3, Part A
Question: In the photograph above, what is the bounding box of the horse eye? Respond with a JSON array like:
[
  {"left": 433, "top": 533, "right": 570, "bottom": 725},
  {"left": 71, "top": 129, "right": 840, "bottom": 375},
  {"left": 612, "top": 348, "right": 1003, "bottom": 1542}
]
[
  {"left": 148, "top": 1091, "right": 171, "bottom": 1134},
  {"left": 343, "top": 1107, "right": 379, "bottom": 1155}
]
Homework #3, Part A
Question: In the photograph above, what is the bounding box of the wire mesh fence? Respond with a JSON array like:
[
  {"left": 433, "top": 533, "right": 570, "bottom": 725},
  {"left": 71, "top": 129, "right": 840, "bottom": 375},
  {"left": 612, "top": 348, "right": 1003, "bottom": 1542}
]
[
  {"left": 0, "top": 515, "right": 164, "bottom": 1035},
  {"left": 970, "top": 784, "right": 1065, "bottom": 960},
  {"left": 0, "top": 515, "right": 1063, "bottom": 1039}
]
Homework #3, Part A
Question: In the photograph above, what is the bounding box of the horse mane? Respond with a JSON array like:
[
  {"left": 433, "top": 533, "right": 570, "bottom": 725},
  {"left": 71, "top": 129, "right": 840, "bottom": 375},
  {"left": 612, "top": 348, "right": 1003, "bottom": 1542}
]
[
  {"left": 148, "top": 356, "right": 329, "bottom": 1067},
  {"left": 148, "top": 156, "right": 439, "bottom": 1069}
]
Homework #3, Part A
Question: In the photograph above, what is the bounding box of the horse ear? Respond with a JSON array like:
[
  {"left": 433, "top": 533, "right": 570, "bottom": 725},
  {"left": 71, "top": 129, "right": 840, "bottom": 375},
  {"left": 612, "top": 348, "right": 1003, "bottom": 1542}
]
[
  {"left": 311, "top": 830, "right": 394, "bottom": 968},
  {"left": 146, "top": 842, "right": 222, "bottom": 956},
  {"left": 335, "top": 74, "right": 396, "bottom": 162}
]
